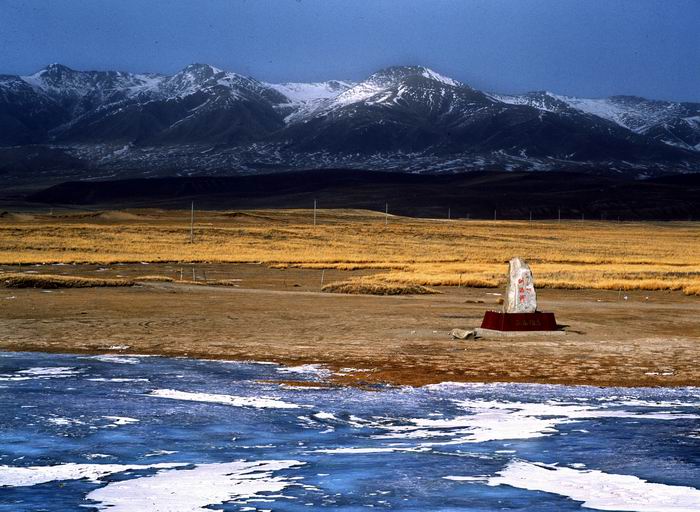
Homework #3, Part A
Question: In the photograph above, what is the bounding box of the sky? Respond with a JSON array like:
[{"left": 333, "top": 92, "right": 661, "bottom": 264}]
[{"left": 0, "top": 0, "right": 698, "bottom": 101}]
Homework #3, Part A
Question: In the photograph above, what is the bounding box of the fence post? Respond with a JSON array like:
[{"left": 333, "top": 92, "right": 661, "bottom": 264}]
[{"left": 190, "top": 201, "right": 194, "bottom": 243}]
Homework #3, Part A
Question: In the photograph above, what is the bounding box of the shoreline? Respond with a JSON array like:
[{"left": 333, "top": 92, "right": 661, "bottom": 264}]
[
  {"left": 1, "top": 263, "right": 699, "bottom": 388},
  {"left": 3, "top": 347, "right": 699, "bottom": 391}
]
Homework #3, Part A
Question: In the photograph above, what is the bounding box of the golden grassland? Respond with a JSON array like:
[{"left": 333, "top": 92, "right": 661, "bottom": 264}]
[
  {"left": 321, "top": 278, "right": 439, "bottom": 295},
  {"left": 0, "top": 272, "right": 132, "bottom": 289},
  {"left": 0, "top": 271, "right": 246, "bottom": 289},
  {"left": 1, "top": 208, "right": 699, "bottom": 295}
]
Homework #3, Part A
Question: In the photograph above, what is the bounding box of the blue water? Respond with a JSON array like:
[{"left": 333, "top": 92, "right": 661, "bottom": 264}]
[{"left": 0, "top": 351, "right": 699, "bottom": 511}]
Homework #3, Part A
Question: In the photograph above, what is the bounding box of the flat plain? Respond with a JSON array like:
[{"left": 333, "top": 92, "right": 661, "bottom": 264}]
[
  {"left": 0, "top": 209, "right": 698, "bottom": 387},
  {"left": 1, "top": 208, "right": 699, "bottom": 293}
]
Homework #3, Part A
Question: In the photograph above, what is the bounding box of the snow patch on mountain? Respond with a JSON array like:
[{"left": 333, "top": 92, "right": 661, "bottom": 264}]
[
  {"left": 553, "top": 95, "right": 641, "bottom": 129},
  {"left": 490, "top": 92, "right": 565, "bottom": 113},
  {"left": 420, "top": 68, "right": 461, "bottom": 87},
  {"left": 267, "top": 80, "right": 354, "bottom": 104}
]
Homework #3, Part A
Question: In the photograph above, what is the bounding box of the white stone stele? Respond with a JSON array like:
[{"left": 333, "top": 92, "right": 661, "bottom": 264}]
[{"left": 504, "top": 257, "right": 537, "bottom": 314}]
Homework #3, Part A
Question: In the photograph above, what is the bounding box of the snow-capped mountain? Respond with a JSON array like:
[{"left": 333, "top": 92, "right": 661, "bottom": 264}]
[
  {"left": 0, "top": 63, "right": 699, "bottom": 177},
  {"left": 42, "top": 63, "right": 290, "bottom": 145},
  {"left": 278, "top": 66, "right": 692, "bottom": 164},
  {"left": 21, "top": 63, "right": 164, "bottom": 116},
  {"left": 495, "top": 91, "right": 700, "bottom": 152}
]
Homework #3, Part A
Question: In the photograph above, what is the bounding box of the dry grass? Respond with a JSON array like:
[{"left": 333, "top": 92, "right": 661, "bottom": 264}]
[
  {"left": 0, "top": 272, "right": 244, "bottom": 290},
  {"left": 0, "top": 272, "right": 132, "bottom": 289},
  {"left": 133, "top": 275, "right": 176, "bottom": 282},
  {"left": 133, "top": 275, "right": 241, "bottom": 287},
  {"left": 1, "top": 208, "right": 699, "bottom": 294},
  {"left": 191, "top": 278, "right": 242, "bottom": 287},
  {"left": 322, "top": 278, "right": 439, "bottom": 295},
  {"left": 684, "top": 284, "right": 700, "bottom": 296}
]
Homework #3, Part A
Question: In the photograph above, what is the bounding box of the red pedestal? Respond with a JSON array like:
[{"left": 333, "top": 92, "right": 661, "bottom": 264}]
[{"left": 480, "top": 311, "right": 558, "bottom": 331}]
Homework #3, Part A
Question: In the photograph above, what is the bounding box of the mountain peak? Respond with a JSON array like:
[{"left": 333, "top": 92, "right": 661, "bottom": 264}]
[
  {"left": 179, "top": 63, "right": 224, "bottom": 78},
  {"left": 21, "top": 63, "right": 86, "bottom": 91},
  {"left": 368, "top": 65, "right": 461, "bottom": 87},
  {"left": 161, "top": 63, "right": 228, "bottom": 96},
  {"left": 37, "top": 63, "right": 77, "bottom": 78}
]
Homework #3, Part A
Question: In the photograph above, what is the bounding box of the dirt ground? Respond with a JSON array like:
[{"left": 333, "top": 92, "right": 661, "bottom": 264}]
[{"left": 1, "top": 263, "right": 699, "bottom": 387}]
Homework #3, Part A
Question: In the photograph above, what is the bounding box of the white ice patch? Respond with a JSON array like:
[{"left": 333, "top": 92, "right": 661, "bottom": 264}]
[
  {"left": 443, "top": 475, "right": 489, "bottom": 482},
  {"left": 487, "top": 460, "right": 700, "bottom": 512},
  {"left": 0, "top": 367, "right": 81, "bottom": 381},
  {"left": 0, "top": 462, "right": 184, "bottom": 487},
  {"left": 47, "top": 417, "right": 85, "bottom": 427},
  {"left": 454, "top": 399, "right": 700, "bottom": 421},
  {"left": 335, "top": 367, "right": 374, "bottom": 376},
  {"left": 86, "top": 355, "right": 141, "bottom": 364},
  {"left": 145, "top": 450, "right": 178, "bottom": 457},
  {"left": 86, "top": 460, "right": 304, "bottom": 512},
  {"left": 372, "top": 398, "right": 699, "bottom": 444},
  {"left": 313, "top": 446, "right": 431, "bottom": 454},
  {"left": 277, "top": 384, "right": 326, "bottom": 390},
  {"left": 312, "top": 412, "right": 337, "bottom": 421},
  {"left": 147, "top": 389, "right": 302, "bottom": 409},
  {"left": 87, "top": 378, "right": 150, "bottom": 383},
  {"left": 276, "top": 364, "right": 331, "bottom": 379},
  {"left": 101, "top": 416, "right": 139, "bottom": 427},
  {"left": 612, "top": 399, "right": 700, "bottom": 409}
]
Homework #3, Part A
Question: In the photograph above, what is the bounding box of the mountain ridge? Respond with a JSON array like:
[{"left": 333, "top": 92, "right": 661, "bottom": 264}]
[{"left": 1, "top": 63, "right": 699, "bottom": 179}]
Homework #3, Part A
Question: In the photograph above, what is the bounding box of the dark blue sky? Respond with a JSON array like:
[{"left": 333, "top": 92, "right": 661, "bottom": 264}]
[{"left": 1, "top": 0, "right": 698, "bottom": 101}]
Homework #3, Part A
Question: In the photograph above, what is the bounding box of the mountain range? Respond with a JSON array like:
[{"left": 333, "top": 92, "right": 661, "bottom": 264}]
[{"left": 1, "top": 63, "right": 699, "bottom": 183}]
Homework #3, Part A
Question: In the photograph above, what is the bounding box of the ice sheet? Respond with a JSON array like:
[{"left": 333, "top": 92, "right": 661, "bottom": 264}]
[
  {"left": 488, "top": 460, "right": 700, "bottom": 512},
  {"left": 147, "top": 389, "right": 302, "bottom": 409},
  {"left": 86, "top": 460, "right": 304, "bottom": 512}
]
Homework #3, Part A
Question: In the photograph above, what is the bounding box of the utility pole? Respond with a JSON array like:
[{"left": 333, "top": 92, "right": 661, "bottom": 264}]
[
  {"left": 313, "top": 199, "right": 317, "bottom": 226},
  {"left": 385, "top": 202, "right": 388, "bottom": 226},
  {"left": 558, "top": 208, "right": 561, "bottom": 223},
  {"left": 494, "top": 209, "right": 497, "bottom": 221},
  {"left": 448, "top": 208, "right": 451, "bottom": 220},
  {"left": 190, "top": 201, "right": 194, "bottom": 243},
  {"left": 529, "top": 211, "right": 532, "bottom": 223}
]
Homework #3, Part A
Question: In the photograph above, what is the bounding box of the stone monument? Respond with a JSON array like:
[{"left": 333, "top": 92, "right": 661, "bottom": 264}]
[
  {"left": 505, "top": 257, "right": 537, "bottom": 314},
  {"left": 480, "top": 257, "right": 558, "bottom": 331}
]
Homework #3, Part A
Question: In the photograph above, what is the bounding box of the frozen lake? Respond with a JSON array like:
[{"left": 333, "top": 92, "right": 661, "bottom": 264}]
[{"left": 1, "top": 351, "right": 699, "bottom": 511}]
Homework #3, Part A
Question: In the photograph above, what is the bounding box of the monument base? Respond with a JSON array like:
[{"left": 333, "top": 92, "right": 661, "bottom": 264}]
[{"left": 480, "top": 311, "right": 558, "bottom": 331}]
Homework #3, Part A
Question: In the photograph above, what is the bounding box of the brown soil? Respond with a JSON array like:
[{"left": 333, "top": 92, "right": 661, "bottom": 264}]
[{"left": 1, "top": 263, "right": 698, "bottom": 387}]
